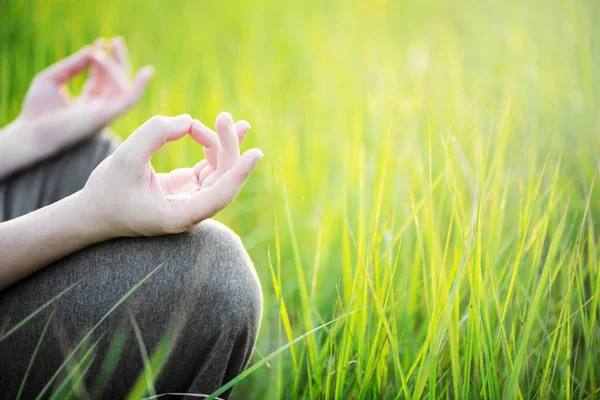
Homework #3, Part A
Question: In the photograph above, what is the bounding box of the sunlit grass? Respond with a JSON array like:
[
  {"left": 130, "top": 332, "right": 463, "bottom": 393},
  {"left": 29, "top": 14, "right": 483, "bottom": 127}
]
[{"left": 2, "top": 0, "right": 600, "bottom": 398}]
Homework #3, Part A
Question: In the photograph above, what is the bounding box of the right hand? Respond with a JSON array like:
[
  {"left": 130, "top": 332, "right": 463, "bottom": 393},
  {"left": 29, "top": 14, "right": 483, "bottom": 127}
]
[
  {"left": 81, "top": 113, "right": 263, "bottom": 238},
  {"left": 17, "top": 37, "right": 153, "bottom": 156}
]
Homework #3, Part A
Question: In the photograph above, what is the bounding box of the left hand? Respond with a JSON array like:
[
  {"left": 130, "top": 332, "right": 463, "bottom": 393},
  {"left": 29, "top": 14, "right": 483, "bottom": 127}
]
[{"left": 18, "top": 37, "right": 153, "bottom": 156}]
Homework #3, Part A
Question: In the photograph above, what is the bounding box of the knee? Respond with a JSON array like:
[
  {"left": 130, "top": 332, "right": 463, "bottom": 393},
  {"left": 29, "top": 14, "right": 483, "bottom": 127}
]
[
  {"left": 51, "top": 219, "right": 262, "bottom": 340},
  {"left": 186, "top": 220, "right": 263, "bottom": 332}
]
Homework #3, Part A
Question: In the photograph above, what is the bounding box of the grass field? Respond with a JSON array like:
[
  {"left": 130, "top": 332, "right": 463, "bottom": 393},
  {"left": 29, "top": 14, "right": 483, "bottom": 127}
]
[{"left": 2, "top": 0, "right": 600, "bottom": 398}]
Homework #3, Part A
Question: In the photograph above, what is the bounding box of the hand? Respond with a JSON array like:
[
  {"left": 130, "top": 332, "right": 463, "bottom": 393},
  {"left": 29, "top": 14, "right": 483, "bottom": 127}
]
[
  {"left": 157, "top": 115, "right": 252, "bottom": 194},
  {"left": 81, "top": 113, "right": 263, "bottom": 237},
  {"left": 18, "top": 37, "right": 152, "bottom": 156}
]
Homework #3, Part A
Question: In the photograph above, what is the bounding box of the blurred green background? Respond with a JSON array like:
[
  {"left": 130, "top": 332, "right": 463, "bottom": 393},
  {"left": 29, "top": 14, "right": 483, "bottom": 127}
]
[{"left": 2, "top": 0, "right": 600, "bottom": 398}]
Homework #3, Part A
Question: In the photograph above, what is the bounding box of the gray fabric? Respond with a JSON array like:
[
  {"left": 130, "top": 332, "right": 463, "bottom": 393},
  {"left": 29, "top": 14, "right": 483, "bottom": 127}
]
[
  {"left": 0, "top": 133, "right": 262, "bottom": 399},
  {"left": 0, "top": 132, "right": 121, "bottom": 221}
]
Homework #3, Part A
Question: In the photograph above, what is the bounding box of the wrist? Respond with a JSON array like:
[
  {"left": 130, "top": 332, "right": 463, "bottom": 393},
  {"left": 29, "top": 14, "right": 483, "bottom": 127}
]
[{"left": 70, "top": 189, "right": 120, "bottom": 242}]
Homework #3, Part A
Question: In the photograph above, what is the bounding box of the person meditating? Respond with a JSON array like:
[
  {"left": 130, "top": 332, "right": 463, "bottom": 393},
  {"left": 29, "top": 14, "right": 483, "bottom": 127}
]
[{"left": 0, "top": 37, "right": 263, "bottom": 399}]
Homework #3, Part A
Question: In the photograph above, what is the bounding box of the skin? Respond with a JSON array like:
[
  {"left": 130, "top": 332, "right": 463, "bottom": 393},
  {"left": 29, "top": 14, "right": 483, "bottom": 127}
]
[{"left": 0, "top": 38, "right": 263, "bottom": 290}]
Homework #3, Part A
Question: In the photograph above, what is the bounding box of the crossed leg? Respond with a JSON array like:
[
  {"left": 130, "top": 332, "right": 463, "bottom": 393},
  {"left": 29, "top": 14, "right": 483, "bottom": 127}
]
[{"left": 0, "top": 133, "right": 262, "bottom": 399}]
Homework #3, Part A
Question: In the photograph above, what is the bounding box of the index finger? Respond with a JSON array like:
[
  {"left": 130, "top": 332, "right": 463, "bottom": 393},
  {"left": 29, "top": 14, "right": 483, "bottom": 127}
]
[
  {"left": 39, "top": 46, "right": 94, "bottom": 84},
  {"left": 111, "top": 36, "right": 131, "bottom": 77},
  {"left": 189, "top": 119, "right": 220, "bottom": 167},
  {"left": 189, "top": 119, "right": 250, "bottom": 170},
  {"left": 90, "top": 50, "right": 130, "bottom": 90}
]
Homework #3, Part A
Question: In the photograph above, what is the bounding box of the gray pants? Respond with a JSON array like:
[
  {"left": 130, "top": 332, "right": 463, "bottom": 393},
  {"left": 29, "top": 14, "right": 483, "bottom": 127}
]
[{"left": 0, "top": 133, "right": 262, "bottom": 399}]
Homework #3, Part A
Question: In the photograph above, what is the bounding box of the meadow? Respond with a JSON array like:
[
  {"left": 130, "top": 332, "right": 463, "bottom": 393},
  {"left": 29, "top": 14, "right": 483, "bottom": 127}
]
[{"left": 1, "top": 0, "right": 600, "bottom": 398}]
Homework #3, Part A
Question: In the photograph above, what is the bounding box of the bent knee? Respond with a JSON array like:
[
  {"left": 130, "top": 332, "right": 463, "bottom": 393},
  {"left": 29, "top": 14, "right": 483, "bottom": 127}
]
[
  {"left": 188, "top": 220, "right": 263, "bottom": 329},
  {"left": 52, "top": 219, "right": 262, "bottom": 333}
]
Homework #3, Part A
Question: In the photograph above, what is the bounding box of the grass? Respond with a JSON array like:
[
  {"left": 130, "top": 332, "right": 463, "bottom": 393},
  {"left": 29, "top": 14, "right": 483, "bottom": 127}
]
[{"left": 1, "top": 0, "right": 600, "bottom": 398}]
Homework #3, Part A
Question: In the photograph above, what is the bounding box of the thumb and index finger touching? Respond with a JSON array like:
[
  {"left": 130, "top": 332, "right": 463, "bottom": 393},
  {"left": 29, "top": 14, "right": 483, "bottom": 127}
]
[
  {"left": 39, "top": 40, "right": 153, "bottom": 115},
  {"left": 90, "top": 38, "right": 154, "bottom": 101},
  {"left": 118, "top": 114, "right": 263, "bottom": 172},
  {"left": 118, "top": 113, "right": 263, "bottom": 221},
  {"left": 88, "top": 40, "right": 154, "bottom": 114}
]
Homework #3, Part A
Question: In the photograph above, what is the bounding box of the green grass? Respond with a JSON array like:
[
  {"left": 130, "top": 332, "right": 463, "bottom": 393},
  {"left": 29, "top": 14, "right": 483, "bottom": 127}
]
[{"left": 2, "top": 0, "right": 600, "bottom": 398}]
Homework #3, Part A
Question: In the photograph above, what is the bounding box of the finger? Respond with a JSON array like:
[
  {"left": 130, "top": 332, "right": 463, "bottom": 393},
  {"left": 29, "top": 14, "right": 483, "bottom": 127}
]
[
  {"left": 192, "top": 160, "right": 215, "bottom": 186},
  {"left": 190, "top": 120, "right": 221, "bottom": 170},
  {"left": 58, "top": 85, "right": 74, "bottom": 103},
  {"left": 91, "top": 50, "right": 130, "bottom": 91},
  {"left": 117, "top": 114, "right": 193, "bottom": 164},
  {"left": 192, "top": 159, "right": 214, "bottom": 185},
  {"left": 192, "top": 159, "right": 209, "bottom": 176},
  {"left": 189, "top": 120, "right": 220, "bottom": 168},
  {"left": 105, "top": 66, "right": 154, "bottom": 116},
  {"left": 124, "top": 66, "right": 154, "bottom": 103},
  {"left": 198, "top": 166, "right": 215, "bottom": 185},
  {"left": 83, "top": 68, "right": 104, "bottom": 96},
  {"left": 39, "top": 46, "right": 93, "bottom": 84},
  {"left": 193, "top": 160, "right": 213, "bottom": 186},
  {"left": 180, "top": 148, "right": 263, "bottom": 221},
  {"left": 216, "top": 112, "right": 240, "bottom": 172},
  {"left": 234, "top": 120, "right": 251, "bottom": 146},
  {"left": 111, "top": 36, "right": 131, "bottom": 77},
  {"left": 200, "top": 170, "right": 222, "bottom": 189},
  {"left": 83, "top": 40, "right": 108, "bottom": 96},
  {"left": 191, "top": 119, "right": 250, "bottom": 169},
  {"left": 94, "top": 38, "right": 106, "bottom": 50}
]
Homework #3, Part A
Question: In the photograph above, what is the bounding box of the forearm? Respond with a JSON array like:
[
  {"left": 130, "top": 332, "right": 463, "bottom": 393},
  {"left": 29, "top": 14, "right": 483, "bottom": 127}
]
[
  {"left": 0, "top": 118, "right": 116, "bottom": 180},
  {"left": 0, "top": 119, "right": 40, "bottom": 180},
  {"left": 0, "top": 191, "right": 112, "bottom": 290}
]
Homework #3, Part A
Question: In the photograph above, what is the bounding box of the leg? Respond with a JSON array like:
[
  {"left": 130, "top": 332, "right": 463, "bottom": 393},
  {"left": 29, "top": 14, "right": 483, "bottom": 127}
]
[
  {"left": 0, "top": 219, "right": 262, "bottom": 399},
  {"left": 0, "top": 131, "right": 120, "bottom": 222}
]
